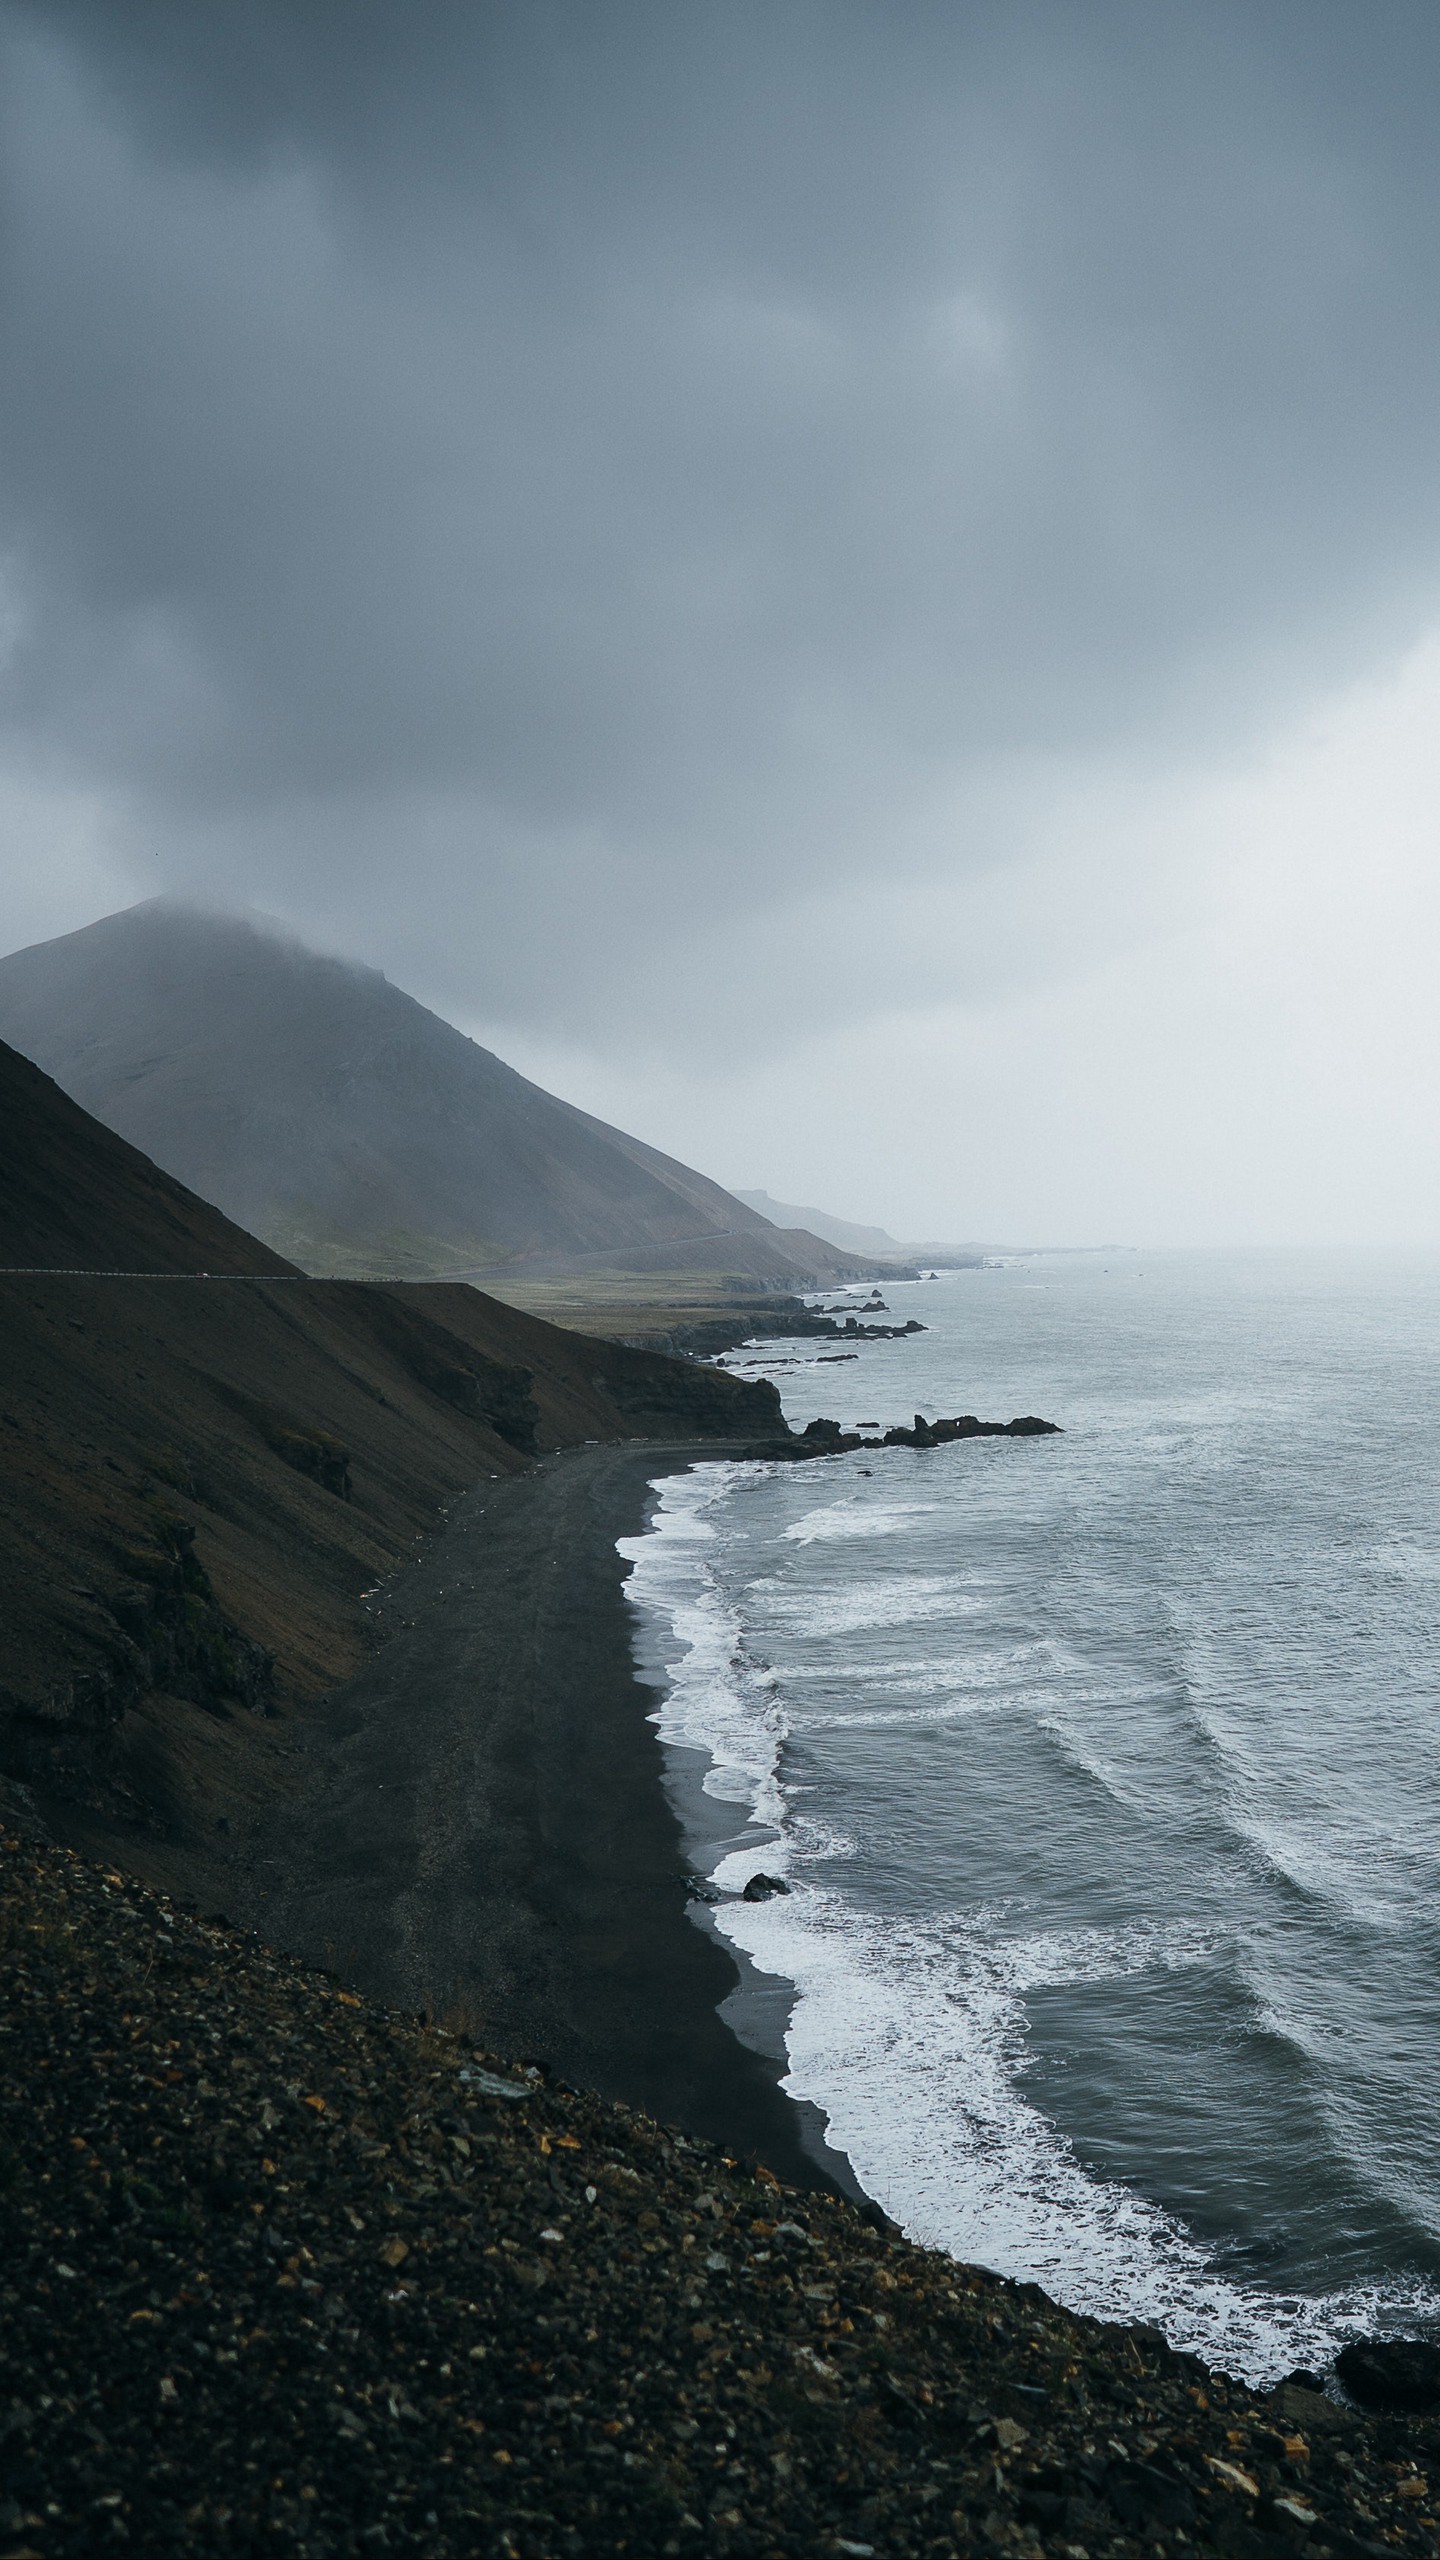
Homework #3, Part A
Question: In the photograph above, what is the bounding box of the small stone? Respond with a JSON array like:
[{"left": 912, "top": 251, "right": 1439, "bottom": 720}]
[
  {"left": 457, "top": 2068, "right": 532, "bottom": 2101},
  {"left": 1206, "top": 2457, "right": 1259, "bottom": 2497}
]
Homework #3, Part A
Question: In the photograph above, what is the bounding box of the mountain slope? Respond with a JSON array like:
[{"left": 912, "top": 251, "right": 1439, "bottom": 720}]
[
  {"left": 0, "top": 903, "right": 855, "bottom": 1282},
  {"left": 0, "top": 1034, "right": 784, "bottom": 1893},
  {"left": 0, "top": 1040, "right": 296, "bottom": 1276},
  {"left": 733, "top": 1188, "right": 910, "bottom": 1259}
]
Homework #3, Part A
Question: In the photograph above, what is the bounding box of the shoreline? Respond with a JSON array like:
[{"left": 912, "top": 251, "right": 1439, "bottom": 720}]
[
  {"left": 234, "top": 1439, "right": 859, "bottom": 2199},
  {"left": 7, "top": 1413, "right": 1440, "bottom": 2549}
]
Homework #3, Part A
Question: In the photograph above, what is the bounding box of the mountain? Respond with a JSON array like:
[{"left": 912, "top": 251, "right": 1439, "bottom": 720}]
[
  {"left": 0, "top": 902, "right": 861, "bottom": 1285},
  {"left": 733, "top": 1188, "right": 910, "bottom": 1260}
]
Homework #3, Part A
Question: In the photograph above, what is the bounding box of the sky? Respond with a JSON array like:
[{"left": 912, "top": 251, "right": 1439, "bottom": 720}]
[{"left": 3, "top": 0, "right": 1440, "bottom": 1245}]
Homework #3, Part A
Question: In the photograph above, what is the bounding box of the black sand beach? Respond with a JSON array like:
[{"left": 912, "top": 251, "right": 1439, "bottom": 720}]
[{"left": 236, "top": 1443, "right": 852, "bottom": 2198}]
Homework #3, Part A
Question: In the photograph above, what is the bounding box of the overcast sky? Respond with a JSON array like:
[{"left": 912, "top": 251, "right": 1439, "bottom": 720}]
[{"left": 4, "top": 0, "right": 1440, "bottom": 1244}]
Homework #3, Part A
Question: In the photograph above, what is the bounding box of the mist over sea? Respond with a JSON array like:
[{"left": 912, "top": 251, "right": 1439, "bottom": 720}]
[{"left": 619, "top": 1252, "right": 1440, "bottom": 2382}]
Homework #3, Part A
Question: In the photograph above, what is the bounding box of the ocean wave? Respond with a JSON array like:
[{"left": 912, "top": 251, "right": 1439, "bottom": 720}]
[
  {"left": 1368, "top": 1540, "right": 1440, "bottom": 1582},
  {"left": 723, "top": 1881, "right": 1440, "bottom": 2381},
  {"left": 783, "top": 1499, "right": 941, "bottom": 1545},
  {"left": 618, "top": 1464, "right": 788, "bottom": 1827},
  {"left": 619, "top": 1459, "right": 1440, "bottom": 2383},
  {"left": 1213, "top": 1792, "right": 1434, "bottom": 1933},
  {"left": 779, "top": 1654, "right": 992, "bottom": 1683},
  {"left": 769, "top": 1574, "right": 987, "bottom": 1639},
  {"left": 796, "top": 1696, "right": 1033, "bottom": 1734},
  {"left": 1033, "top": 1700, "right": 1214, "bottom": 1821}
]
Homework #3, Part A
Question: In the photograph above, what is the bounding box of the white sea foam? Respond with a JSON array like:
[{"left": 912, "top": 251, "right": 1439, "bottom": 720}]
[
  {"left": 733, "top": 1878, "right": 1440, "bottom": 2378},
  {"left": 1222, "top": 1806, "right": 1423, "bottom": 1933},
  {"left": 768, "top": 1574, "right": 979, "bottom": 1639},
  {"left": 618, "top": 1472, "right": 787, "bottom": 1826},
  {"left": 1370, "top": 1540, "right": 1440, "bottom": 1583},
  {"left": 781, "top": 1654, "right": 991, "bottom": 1686},
  {"left": 1034, "top": 1705, "right": 1203, "bottom": 1818},
  {"left": 784, "top": 1500, "right": 940, "bottom": 1545},
  {"left": 797, "top": 1696, "right": 1029, "bottom": 1733},
  {"left": 619, "top": 1459, "right": 1440, "bottom": 2384}
]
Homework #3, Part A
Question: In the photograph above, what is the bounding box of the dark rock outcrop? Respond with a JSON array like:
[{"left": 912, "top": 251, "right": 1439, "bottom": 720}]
[
  {"left": 891, "top": 1411, "right": 1061, "bottom": 1446},
  {"left": 658, "top": 1302, "right": 928, "bottom": 1357},
  {"left": 208, "top": 1385, "right": 354, "bottom": 1496},
  {"left": 749, "top": 1412, "right": 1063, "bottom": 1461},
  {"left": 1336, "top": 2336, "right": 1440, "bottom": 2413},
  {"left": 585, "top": 1342, "right": 783, "bottom": 1440},
  {"left": 0, "top": 1510, "right": 276, "bottom": 1809}
]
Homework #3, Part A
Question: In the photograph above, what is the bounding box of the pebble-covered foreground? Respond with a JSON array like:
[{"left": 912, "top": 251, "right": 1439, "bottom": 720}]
[{"left": 2, "top": 1835, "right": 1438, "bottom": 2560}]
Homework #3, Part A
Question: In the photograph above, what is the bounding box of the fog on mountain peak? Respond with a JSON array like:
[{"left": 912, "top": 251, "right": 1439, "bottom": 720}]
[{"left": 6, "top": 3, "right": 1440, "bottom": 1241}]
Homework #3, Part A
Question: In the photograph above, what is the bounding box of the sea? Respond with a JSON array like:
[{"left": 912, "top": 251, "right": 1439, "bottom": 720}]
[{"left": 616, "top": 1250, "right": 1440, "bottom": 2384}]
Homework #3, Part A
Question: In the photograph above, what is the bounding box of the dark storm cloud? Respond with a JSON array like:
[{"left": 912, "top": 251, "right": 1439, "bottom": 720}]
[{"left": 5, "top": 0, "right": 1440, "bottom": 1027}]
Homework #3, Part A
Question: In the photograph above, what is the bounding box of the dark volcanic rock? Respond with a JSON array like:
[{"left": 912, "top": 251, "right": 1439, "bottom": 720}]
[
  {"left": 747, "top": 1411, "right": 1062, "bottom": 1462},
  {"left": 1104, "top": 2456, "right": 1198, "bottom": 2531},
  {"left": 882, "top": 1411, "right": 1063, "bottom": 1450},
  {"left": 740, "top": 1872, "right": 791, "bottom": 1901},
  {"left": 669, "top": 1303, "right": 929, "bottom": 1356},
  {"left": 1337, "top": 2336, "right": 1440, "bottom": 2412},
  {"left": 2, "top": 1510, "right": 277, "bottom": 1804}
]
